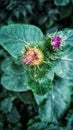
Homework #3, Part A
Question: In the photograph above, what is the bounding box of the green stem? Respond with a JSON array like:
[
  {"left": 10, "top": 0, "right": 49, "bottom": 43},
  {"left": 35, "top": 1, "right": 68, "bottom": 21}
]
[{"left": 17, "top": 93, "right": 26, "bottom": 104}]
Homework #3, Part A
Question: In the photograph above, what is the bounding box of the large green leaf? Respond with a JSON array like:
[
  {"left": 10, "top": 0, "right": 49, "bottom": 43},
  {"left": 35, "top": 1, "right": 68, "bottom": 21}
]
[
  {"left": 1, "top": 57, "right": 54, "bottom": 94},
  {"left": 52, "top": 47, "right": 73, "bottom": 79},
  {"left": 34, "top": 77, "right": 71, "bottom": 122},
  {"left": 0, "top": 24, "right": 43, "bottom": 58},
  {"left": 54, "top": 0, "right": 69, "bottom": 6}
]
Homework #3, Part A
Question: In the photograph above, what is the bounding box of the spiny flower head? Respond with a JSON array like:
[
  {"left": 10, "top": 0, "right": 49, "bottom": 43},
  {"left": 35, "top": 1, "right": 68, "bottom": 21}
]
[
  {"left": 22, "top": 47, "right": 44, "bottom": 66},
  {"left": 51, "top": 36, "right": 61, "bottom": 48}
]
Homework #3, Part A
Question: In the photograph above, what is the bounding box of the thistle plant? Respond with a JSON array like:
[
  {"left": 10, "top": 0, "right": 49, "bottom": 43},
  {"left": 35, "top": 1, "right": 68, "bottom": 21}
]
[{"left": 0, "top": 24, "right": 73, "bottom": 124}]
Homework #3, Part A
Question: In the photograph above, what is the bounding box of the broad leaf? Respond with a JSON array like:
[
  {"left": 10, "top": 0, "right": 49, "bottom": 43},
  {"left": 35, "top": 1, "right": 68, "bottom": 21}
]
[
  {"left": 1, "top": 57, "right": 54, "bottom": 94},
  {"left": 53, "top": 47, "right": 73, "bottom": 79},
  {"left": 34, "top": 77, "right": 71, "bottom": 122},
  {"left": 0, "top": 24, "right": 43, "bottom": 58}
]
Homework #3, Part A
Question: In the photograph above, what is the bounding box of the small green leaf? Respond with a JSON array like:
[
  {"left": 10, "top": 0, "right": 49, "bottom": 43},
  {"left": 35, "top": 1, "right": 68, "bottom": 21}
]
[
  {"left": 17, "top": 91, "right": 36, "bottom": 105},
  {"left": 54, "top": 0, "right": 69, "bottom": 6},
  {"left": 0, "top": 24, "right": 43, "bottom": 58},
  {"left": 0, "top": 98, "right": 13, "bottom": 113},
  {"left": 7, "top": 107, "right": 20, "bottom": 124}
]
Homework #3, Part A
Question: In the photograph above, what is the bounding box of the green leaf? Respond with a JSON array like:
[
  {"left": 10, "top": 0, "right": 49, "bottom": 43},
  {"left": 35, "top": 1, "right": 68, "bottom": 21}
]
[
  {"left": 1, "top": 57, "right": 29, "bottom": 91},
  {"left": 0, "top": 98, "right": 13, "bottom": 113},
  {"left": 35, "top": 77, "right": 71, "bottom": 122},
  {"left": 17, "top": 91, "right": 36, "bottom": 105},
  {"left": 7, "top": 107, "right": 20, "bottom": 124},
  {"left": 54, "top": 0, "right": 69, "bottom": 6},
  {"left": 59, "top": 6, "right": 72, "bottom": 19},
  {"left": 0, "top": 48, "right": 4, "bottom": 56},
  {"left": 7, "top": 123, "right": 22, "bottom": 130},
  {"left": 28, "top": 122, "right": 47, "bottom": 130},
  {"left": 0, "top": 24, "right": 43, "bottom": 58},
  {"left": 53, "top": 47, "right": 73, "bottom": 79},
  {"left": 72, "top": 0, "right": 73, "bottom": 4},
  {"left": 66, "top": 114, "right": 73, "bottom": 130},
  {"left": 28, "top": 122, "right": 64, "bottom": 130},
  {"left": 0, "top": 122, "right": 3, "bottom": 130},
  {"left": 1, "top": 56, "right": 54, "bottom": 94},
  {"left": 1, "top": 69, "right": 29, "bottom": 92},
  {"left": 1, "top": 57, "right": 14, "bottom": 72},
  {"left": 56, "top": 29, "right": 73, "bottom": 47},
  {"left": 27, "top": 68, "right": 54, "bottom": 95}
]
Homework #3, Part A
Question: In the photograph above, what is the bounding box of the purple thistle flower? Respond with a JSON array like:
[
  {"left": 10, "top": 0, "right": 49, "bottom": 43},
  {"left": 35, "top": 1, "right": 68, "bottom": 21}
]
[
  {"left": 22, "top": 56, "right": 31, "bottom": 64},
  {"left": 51, "top": 36, "right": 61, "bottom": 48}
]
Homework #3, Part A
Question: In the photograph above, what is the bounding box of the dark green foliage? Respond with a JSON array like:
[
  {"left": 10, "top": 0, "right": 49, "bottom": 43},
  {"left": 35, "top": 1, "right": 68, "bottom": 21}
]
[
  {"left": 54, "top": 0, "right": 70, "bottom": 6},
  {"left": 66, "top": 114, "right": 73, "bottom": 130},
  {"left": 0, "top": 0, "right": 73, "bottom": 33},
  {"left": 27, "top": 122, "right": 64, "bottom": 130},
  {"left": 7, "top": 107, "right": 20, "bottom": 123}
]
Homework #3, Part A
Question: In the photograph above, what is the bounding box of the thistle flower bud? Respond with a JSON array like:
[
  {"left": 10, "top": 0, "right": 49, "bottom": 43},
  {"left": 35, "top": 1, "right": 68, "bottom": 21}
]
[
  {"left": 22, "top": 47, "right": 44, "bottom": 66},
  {"left": 51, "top": 36, "right": 61, "bottom": 48}
]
